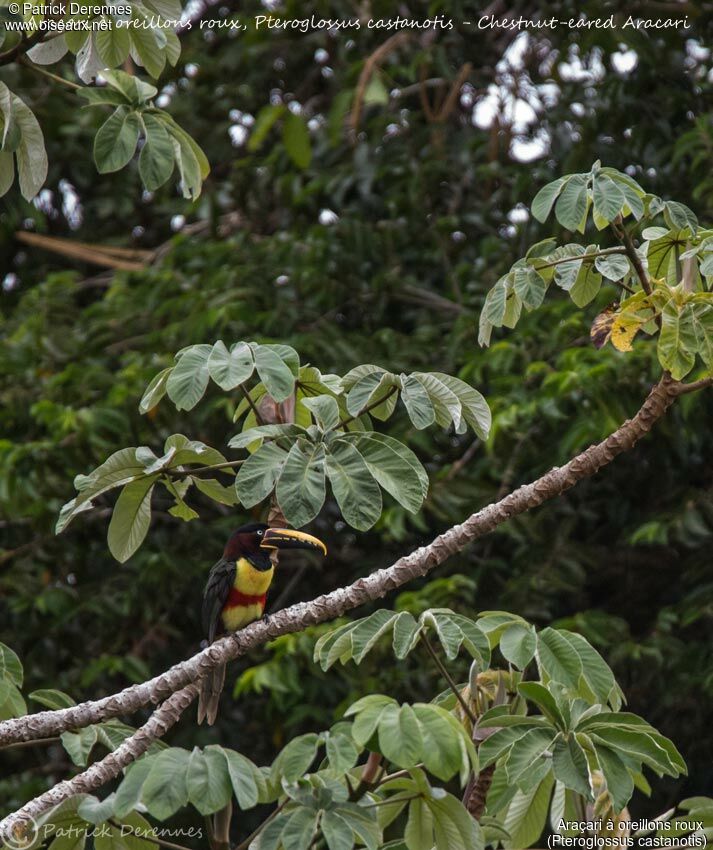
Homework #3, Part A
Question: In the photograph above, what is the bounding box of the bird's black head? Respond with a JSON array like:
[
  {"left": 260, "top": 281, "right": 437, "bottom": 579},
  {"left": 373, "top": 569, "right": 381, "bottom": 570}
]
[{"left": 223, "top": 523, "right": 326, "bottom": 562}]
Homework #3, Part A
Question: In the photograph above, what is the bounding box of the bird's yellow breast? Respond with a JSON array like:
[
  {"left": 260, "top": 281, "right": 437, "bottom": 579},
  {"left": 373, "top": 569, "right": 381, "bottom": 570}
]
[{"left": 235, "top": 558, "right": 274, "bottom": 595}]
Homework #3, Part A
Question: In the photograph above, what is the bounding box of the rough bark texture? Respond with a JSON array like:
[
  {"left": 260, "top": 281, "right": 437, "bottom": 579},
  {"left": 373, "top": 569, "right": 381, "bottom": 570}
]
[
  {"left": 0, "top": 685, "right": 198, "bottom": 842},
  {"left": 0, "top": 376, "right": 689, "bottom": 830},
  {"left": 0, "top": 377, "right": 682, "bottom": 754}
]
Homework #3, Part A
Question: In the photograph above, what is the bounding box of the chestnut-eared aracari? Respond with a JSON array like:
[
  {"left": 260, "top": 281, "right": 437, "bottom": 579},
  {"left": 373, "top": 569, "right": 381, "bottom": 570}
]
[{"left": 198, "top": 522, "right": 327, "bottom": 724}]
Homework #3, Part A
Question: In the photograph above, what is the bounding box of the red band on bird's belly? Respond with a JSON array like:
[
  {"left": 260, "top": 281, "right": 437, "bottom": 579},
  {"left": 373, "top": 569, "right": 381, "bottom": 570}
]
[{"left": 224, "top": 588, "right": 267, "bottom": 609}]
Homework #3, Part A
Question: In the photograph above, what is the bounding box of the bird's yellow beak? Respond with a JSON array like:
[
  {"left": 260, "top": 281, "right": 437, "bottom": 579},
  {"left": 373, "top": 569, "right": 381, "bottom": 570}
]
[{"left": 261, "top": 527, "right": 327, "bottom": 556}]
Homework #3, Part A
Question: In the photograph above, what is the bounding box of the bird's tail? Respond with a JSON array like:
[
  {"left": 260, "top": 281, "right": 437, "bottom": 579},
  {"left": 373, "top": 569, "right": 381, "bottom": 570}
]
[{"left": 197, "top": 662, "right": 226, "bottom": 725}]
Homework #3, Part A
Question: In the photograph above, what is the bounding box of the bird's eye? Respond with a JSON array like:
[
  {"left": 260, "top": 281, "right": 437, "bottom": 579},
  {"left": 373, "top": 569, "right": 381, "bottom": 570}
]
[{"left": 257, "top": 530, "right": 263, "bottom": 536}]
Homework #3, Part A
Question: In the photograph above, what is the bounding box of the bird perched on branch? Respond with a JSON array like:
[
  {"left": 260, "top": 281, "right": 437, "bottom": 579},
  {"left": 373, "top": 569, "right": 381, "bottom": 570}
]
[{"left": 198, "top": 522, "right": 327, "bottom": 724}]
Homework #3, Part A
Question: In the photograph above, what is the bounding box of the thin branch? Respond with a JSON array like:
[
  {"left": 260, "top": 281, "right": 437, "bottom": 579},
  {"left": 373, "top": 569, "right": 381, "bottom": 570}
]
[
  {"left": 18, "top": 58, "right": 82, "bottom": 91},
  {"left": 675, "top": 376, "right": 713, "bottom": 395},
  {"left": 532, "top": 246, "right": 627, "bottom": 271},
  {"left": 1, "top": 685, "right": 198, "bottom": 839},
  {"left": 338, "top": 386, "right": 398, "bottom": 428},
  {"left": 234, "top": 799, "right": 288, "bottom": 850},
  {"left": 611, "top": 221, "right": 652, "bottom": 295},
  {"left": 364, "top": 794, "right": 421, "bottom": 808},
  {"left": 165, "top": 459, "right": 244, "bottom": 477},
  {"left": 422, "top": 632, "right": 477, "bottom": 725},
  {"left": 0, "top": 375, "right": 688, "bottom": 828},
  {"left": 0, "top": 736, "right": 60, "bottom": 751},
  {"left": 239, "top": 384, "right": 264, "bottom": 425}
]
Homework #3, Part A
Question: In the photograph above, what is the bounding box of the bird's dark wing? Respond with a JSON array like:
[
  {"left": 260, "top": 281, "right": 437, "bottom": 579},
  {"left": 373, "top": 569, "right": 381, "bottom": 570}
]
[{"left": 202, "top": 558, "right": 235, "bottom": 643}]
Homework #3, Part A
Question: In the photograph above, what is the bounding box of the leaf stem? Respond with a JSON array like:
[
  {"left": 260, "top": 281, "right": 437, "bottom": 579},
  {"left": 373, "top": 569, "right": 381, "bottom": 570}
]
[
  {"left": 234, "top": 799, "right": 288, "bottom": 850},
  {"left": 531, "top": 246, "right": 627, "bottom": 271},
  {"left": 363, "top": 793, "right": 421, "bottom": 808},
  {"left": 18, "top": 57, "right": 82, "bottom": 91},
  {"left": 421, "top": 632, "right": 478, "bottom": 725},
  {"left": 611, "top": 220, "right": 652, "bottom": 295},
  {"left": 339, "top": 386, "right": 398, "bottom": 428},
  {"left": 239, "top": 384, "right": 265, "bottom": 425},
  {"left": 165, "top": 459, "right": 244, "bottom": 477}
]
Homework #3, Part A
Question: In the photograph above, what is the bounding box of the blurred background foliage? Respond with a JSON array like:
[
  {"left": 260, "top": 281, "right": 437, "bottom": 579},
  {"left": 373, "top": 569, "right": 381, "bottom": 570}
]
[{"left": 1, "top": 0, "right": 713, "bottom": 825}]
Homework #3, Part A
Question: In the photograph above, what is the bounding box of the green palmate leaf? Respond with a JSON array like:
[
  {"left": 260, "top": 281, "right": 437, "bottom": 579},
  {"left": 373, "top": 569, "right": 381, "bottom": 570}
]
[
  {"left": 166, "top": 344, "right": 213, "bottom": 410},
  {"left": 378, "top": 703, "right": 422, "bottom": 767},
  {"left": 129, "top": 10, "right": 166, "bottom": 78},
  {"left": 593, "top": 743, "right": 634, "bottom": 812},
  {"left": 557, "top": 630, "right": 623, "bottom": 710},
  {"left": 322, "top": 810, "right": 356, "bottom": 850},
  {"left": 138, "top": 113, "right": 174, "bottom": 190},
  {"left": 412, "top": 704, "right": 471, "bottom": 782},
  {"left": 569, "top": 262, "right": 602, "bottom": 308},
  {"left": 552, "top": 734, "right": 591, "bottom": 799},
  {"left": 107, "top": 475, "right": 157, "bottom": 563},
  {"left": 333, "top": 805, "right": 381, "bottom": 850},
  {"left": 228, "top": 423, "right": 305, "bottom": 450},
  {"left": 325, "top": 440, "right": 382, "bottom": 530},
  {"left": 29, "top": 688, "right": 75, "bottom": 709},
  {"left": 186, "top": 746, "right": 232, "bottom": 815},
  {"left": 517, "top": 682, "right": 564, "bottom": 727},
  {"left": 77, "top": 794, "right": 117, "bottom": 826},
  {"left": 276, "top": 441, "right": 326, "bottom": 527},
  {"left": 346, "top": 695, "right": 397, "bottom": 746},
  {"left": 665, "top": 201, "right": 698, "bottom": 234},
  {"left": 192, "top": 477, "right": 238, "bottom": 506},
  {"left": 301, "top": 395, "right": 340, "bottom": 431},
  {"left": 282, "top": 808, "right": 319, "bottom": 850},
  {"left": 282, "top": 111, "right": 311, "bottom": 169},
  {"left": 94, "top": 105, "right": 141, "bottom": 173},
  {"left": 658, "top": 299, "right": 696, "bottom": 379},
  {"left": 114, "top": 759, "right": 152, "bottom": 818},
  {"left": 428, "top": 792, "right": 484, "bottom": 850},
  {"left": 346, "top": 432, "right": 428, "bottom": 508},
  {"left": 221, "top": 748, "right": 264, "bottom": 809},
  {"left": 594, "top": 253, "right": 630, "bottom": 281},
  {"left": 61, "top": 725, "right": 99, "bottom": 766},
  {"left": 325, "top": 731, "right": 360, "bottom": 772},
  {"left": 0, "top": 151, "right": 14, "bottom": 196},
  {"left": 514, "top": 266, "right": 547, "bottom": 309},
  {"left": 645, "top": 228, "right": 688, "bottom": 286},
  {"left": 251, "top": 343, "right": 296, "bottom": 403},
  {"left": 400, "top": 374, "right": 436, "bottom": 428},
  {"left": 531, "top": 177, "right": 566, "bottom": 223},
  {"left": 500, "top": 623, "right": 537, "bottom": 670},
  {"left": 592, "top": 174, "right": 626, "bottom": 225},
  {"left": 207, "top": 340, "right": 254, "bottom": 390},
  {"left": 555, "top": 174, "right": 589, "bottom": 233},
  {"left": 504, "top": 727, "right": 557, "bottom": 789},
  {"left": 141, "top": 748, "right": 191, "bottom": 820},
  {"left": 405, "top": 798, "right": 435, "bottom": 850},
  {"left": 11, "top": 88, "right": 48, "bottom": 200},
  {"left": 272, "top": 733, "right": 321, "bottom": 782},
  {"left": 0, "top": 643, "right": 23, "bottom": 687},
  {"left": 411, "top": 373, "right": 462, "bottom": 431},
  {"left": 430, "top": 373, "right": 491, "bottom": 439},
  {"left": 687, "top": 301, "right": 713, "bottom": 368},
  {"left": 95, "top": 23, "right": 131, "bottom": 66},
  {"left": 235, "top": 442, "right": 289, "bottom": 508},
  {"left": 346, "top": 371, "right": 396, "bottom": 419},
  {"left": 170, "top": 131, "right": 202, "bottom": 199},
  {"left": 139, "top": 367, "right": 172, "bottom": 413},
  {"left": 502, "top": 773, "right": 554, "bottom": 849},
  {"left": 536, "top": 628, "right": 583, "bottom": 691},
  {"left": 589, "top": 727, "right": 682, "bottom": 775}
]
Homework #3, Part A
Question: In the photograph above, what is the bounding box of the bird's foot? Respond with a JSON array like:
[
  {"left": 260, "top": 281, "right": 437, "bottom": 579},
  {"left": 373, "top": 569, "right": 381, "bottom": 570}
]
[{"left": 262, "top": 611, "right": 270, "bottom": 624}]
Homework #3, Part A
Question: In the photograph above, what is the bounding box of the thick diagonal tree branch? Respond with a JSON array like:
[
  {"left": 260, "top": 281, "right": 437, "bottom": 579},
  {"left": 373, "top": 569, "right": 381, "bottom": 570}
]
[
  {"left": 0, "top": 374, "right": 702, "bottom": 831},
  {"left": 1, "top": 685, "right": 198, "bottom": 845},
  {"left": 0, "top": 374, "right": 692, "bottom": 760}
]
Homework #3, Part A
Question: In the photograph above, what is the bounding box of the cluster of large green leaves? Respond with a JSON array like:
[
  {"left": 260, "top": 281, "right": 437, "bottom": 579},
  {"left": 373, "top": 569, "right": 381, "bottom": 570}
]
[
  {"left": 1, "top": 0, "right": 210, "bottom": 198},
  {"left": 80, "top": 70, "right": 209, "bottom": 199},
  {"left": 0, "top": 642, "right": 25, "bottom": 720},
  {"left": 7, "top": 606, "right": 686, "bottom": 850},
  {"left": 57, "top": 341, "right": 490, "bottom": 554},
  {"left": 479, "top": 164, "right": 713, "bottom": 381}
]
